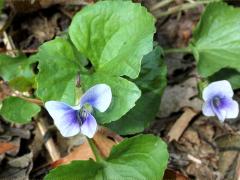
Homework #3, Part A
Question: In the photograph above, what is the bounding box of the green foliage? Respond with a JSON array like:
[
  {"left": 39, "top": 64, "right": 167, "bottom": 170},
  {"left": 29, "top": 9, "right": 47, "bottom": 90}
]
[
  {"left": 190, "top": 2, "right": 240, "bottom": 78},
  {"left": 107, "top": 46, "right": 167, "bottom": 134},
  {"left": 208, "top": 68, "right": 240, "bottom": 90},
  {"left": 0, "top": 1, "right": 156, "bottom": 127},
  {"left": 0, "top": 55, "right": 35, "bottom": 91},
  {"left": 82, "top": 73, "right": 141, "bottom": 124},
  {"left": 36, "top": 1, "right": 155, "bottom": 123},
  {"left": 0, "top": 0, "right": 4, "bottom": 12},
  {"left": 36, "top": 38, "right": 83, "bottom": 105},
  {"left": 45, "top": 134, "right": 169, "bottom": 180},
  {"left": 69, "top": 1, "right": 155, "bottom": 79},
  {"left": 0, "top": 97, "right": 40, "bottom": 124}
]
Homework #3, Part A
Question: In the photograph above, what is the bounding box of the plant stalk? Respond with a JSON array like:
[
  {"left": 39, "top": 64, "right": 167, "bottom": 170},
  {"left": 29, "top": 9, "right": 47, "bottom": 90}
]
[
  {"left": 164, "top": 47, "right": 192, "bottom": 54},
  {"left": 87, "top": 137, "right": 104, "bottom": 162},
  {"left": 14, "top": 95, "right": 44, "bottom": 106}
]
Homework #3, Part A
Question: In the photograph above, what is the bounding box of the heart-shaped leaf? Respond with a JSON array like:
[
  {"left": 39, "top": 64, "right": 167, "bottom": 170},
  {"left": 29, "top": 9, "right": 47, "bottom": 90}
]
[
  {"left": 82, "top": 73, "right": 141, "bottom": 123},
  {"left": 69, "top": 1, "right": 155, "bottom": 79},
  {"left": 45, "top": 134, "right": 169, "bottom": 180},
  {"left": 107, "top": 46, "right": 167, "bottom": 134},
  {"left": 0, "top": 97, "right": 40, "bottom": 124},
  {"left": 36, "top": 38, "right": 83, "bottom": 105},
  {"left": 0, "top": 55, "right": 35, "bottom": 91},
  {"left": 190, "top": 2, "right": 240, "bottom": 77}
]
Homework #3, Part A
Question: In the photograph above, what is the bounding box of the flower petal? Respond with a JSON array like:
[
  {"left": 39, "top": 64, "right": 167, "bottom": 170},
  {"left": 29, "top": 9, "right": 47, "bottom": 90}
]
[
  {"left": 224, "top": 99, "right": 239, "bottom": 119},
  {"left": 202, "top": 101, "right": 215, "bottom": 116},
  {"left": 80, "top": 84, "right": 112, "bottom": 112},
  {"left": 202, "top": 80, "right": 233, "bottom": 101},
  {"left": 80, "top": 111, "right": 97, "bottom": 138},
  {"left": 213, "top": 107, "right": 226, "bottom": 122},
  {"left": 45, "top": 101, "right": 80, "bottom": 137}
]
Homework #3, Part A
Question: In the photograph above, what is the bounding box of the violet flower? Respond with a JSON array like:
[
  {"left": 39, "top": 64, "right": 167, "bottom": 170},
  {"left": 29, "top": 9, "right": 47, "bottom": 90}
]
[
  {"left": 202, "top": 80, "right": 239, "bottom": 121},
  {"left": 45, "top": 84, "right": 112, "bottom": 138}
]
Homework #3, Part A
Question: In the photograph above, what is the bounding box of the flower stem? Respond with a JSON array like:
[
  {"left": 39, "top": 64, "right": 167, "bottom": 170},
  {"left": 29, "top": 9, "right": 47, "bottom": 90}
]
[
  {"left": 163, "top": 47, "right": 192, "bottom": 54},
  {"left": 87, "top": 137, "right": 104, "bottom": 162}
]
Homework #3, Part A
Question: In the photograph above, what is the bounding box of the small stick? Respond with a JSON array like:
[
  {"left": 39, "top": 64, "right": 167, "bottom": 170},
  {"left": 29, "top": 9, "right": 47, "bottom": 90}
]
[
  {"left": 15, "top": 95, "right": 43, "bottom": 106},
  {"left": 150, "top": 0, "right": 174, "bottom": 12},
  {"left": 37, "top": 118, "right": 61, "bottom": 161},
  {"left": 0, "top": 48, "right": 38, "bottom": 54},
  {"left": 3, "top": 31, "right": 17, "bottom": 56},
  {"left": 167, "top": 107, "right": 198, "bottom": 142},
  {"left": 187, "top": 154, "right": 202, "bottom": 164},
  {"left": 154, "top": 1, "right": 216, "bottom": 18}
]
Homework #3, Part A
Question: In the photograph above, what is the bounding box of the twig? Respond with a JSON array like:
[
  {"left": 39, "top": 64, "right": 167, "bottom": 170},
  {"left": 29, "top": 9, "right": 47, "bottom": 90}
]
[
  {"left": 37, "top": 118, "right": 61, "bottom": 161},
  {"left": 0, "top": 48, "right": 38, "bottom": 54},
  {"left": 187, "top": 154, "right": 202, "bottom": 164},
  {"left": 11, "top": 91, "right": 44, "bottom": 106},
  {"left": 154, "top": 0, "right": 217, "bottom": 18},
  {"left": 0, "top": 11, "right": 15, "bottom": 36},
  {"left": 150, "top": 0, "right": 174, "bottom": 11},
  {"left": 186, "top": 0, "right": 196, "bottom": 3},
  {"left": 167, "top": 107, "right": 198, "bottom": 142},
  {"left": 3, "top": 32, "right": 17, "bottom": 57},
  {"left": 16, "top": 95, "right": 44, "bottom": 106},
  {"left": 237, "top": 155, "right": 240, "bottom": 180}
]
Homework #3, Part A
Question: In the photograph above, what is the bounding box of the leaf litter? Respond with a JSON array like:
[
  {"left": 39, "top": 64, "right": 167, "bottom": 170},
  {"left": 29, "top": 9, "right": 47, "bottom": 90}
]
[{"left": 0, "top": 0, "right": 239, "bottom": 179}]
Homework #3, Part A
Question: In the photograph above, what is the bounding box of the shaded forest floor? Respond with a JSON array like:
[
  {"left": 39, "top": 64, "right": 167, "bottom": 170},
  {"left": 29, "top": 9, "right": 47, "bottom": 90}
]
[{"left": 0, "top": 0, "right": 239, "bottom": 179}]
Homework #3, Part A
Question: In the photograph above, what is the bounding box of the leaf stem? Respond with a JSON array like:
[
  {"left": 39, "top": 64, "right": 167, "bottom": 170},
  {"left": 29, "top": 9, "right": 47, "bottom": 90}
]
[
  {"left": 13, "top": 95, "right": 44, "bottom": 106},
  {"left": 87, "top": 137, "right": 104, "bottom": 162},
  {"left": 163, "top": 47, "right": 192, "bottom": 54},
  {"left": 154, "top": 0, "right": 219, "bottom": 18}
]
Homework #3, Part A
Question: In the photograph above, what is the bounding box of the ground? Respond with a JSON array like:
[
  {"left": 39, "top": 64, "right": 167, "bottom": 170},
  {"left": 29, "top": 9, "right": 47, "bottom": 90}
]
[{"left": 0, "top": 0, "right": 239, "bottom": 180}]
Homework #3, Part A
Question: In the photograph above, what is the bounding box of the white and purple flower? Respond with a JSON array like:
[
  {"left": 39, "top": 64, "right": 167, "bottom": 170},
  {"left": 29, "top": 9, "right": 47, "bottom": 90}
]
[
  {"left": 202, "top": 80, "right": 239, "bottom": 121},
  {"left": 45, "top": 84, "right": 112, "bottom": 138}
]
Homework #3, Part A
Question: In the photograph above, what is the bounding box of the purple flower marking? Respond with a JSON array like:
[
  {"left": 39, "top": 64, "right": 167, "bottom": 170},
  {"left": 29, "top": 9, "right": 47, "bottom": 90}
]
[
  {"left": 45, "top": 84, "right": 112, "bottom": 138},
  {"left": 202, "top": 80, "right": 239, "bottom": 121}
]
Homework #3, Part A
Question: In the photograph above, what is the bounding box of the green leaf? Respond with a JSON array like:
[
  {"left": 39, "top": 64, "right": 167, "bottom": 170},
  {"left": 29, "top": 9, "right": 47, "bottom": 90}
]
[
  {"left": 107, "top": 46, "right": 167, "bottom": 134},
  {"left": 69, "top": 1, "right": 155, "bottom": 79},
  {"left": 82, "top": 73, "right": 141, "bottom": 123},
  {"left": 208, "top": 68, "right": 240, "bottom": 90},
  {"left": 45, "top": 134, "right": 169, "bottom": 180},
  {"left": 36, "top": 38, "right": 82, "bottom": 105},
  {"left": 0, "top": 0, "right": 4, "bottom": 12},
  {"left": 190, "top": 2, "right": 240, "bottom": 77},
  {"left": 0, "top": 97, "right": 40, "bottom": 124},
  {"left": 0, "top": 55, "right": 35, "bottom": 91}
]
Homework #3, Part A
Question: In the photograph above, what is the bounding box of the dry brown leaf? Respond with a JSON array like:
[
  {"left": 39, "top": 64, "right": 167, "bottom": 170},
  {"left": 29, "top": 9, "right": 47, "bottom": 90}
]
[
  {"left": 0, "top": 142, "right": 17, "bottom": 154},
  {"left": 51, "top": 129, "right": 123, "bottom": 168},
  {"left": 159, "top": 78, "right": 202, "bottom": 118},
  {"left": 163, "top": 169, "right": 188, "bottom": 180},
  {"left": 216, "top": 134, "right": 240, "bottom": 179},
  {"left": 93, "top": 131, "right": 117, "bottom": 158},
  {"left": 51, "top": 139, "right": 95, "bottom": 168}
]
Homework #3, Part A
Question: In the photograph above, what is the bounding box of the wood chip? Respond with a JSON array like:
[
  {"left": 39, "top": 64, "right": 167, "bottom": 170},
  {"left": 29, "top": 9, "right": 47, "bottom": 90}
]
[{"left": 167, "top": 107, "right": 198, "bottom": 142}]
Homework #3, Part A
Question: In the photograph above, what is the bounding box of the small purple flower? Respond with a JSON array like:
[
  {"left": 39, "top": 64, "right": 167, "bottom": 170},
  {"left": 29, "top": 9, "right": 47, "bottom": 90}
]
[
  {"left": 45, "top": 84, "right": 112, "bottom": 138},
  {"left": 202, "top": 80, "right": 239, "bottom": 121}
]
